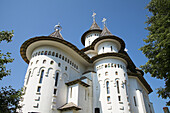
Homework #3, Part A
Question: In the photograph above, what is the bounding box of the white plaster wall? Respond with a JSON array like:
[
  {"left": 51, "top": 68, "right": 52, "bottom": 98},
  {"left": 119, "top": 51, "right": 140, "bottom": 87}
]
[
  {"left": 78, "top": 84, "right": 92, "bottom": 113},
  {"left": 128, "top": 77, "right": 154, "bottom": 113},
  {"left": 21, "top": 45, "right": 87, "bottom": 113},
  {"left": 68, "top": 84, "right": 79, "bottom": 105},
  {"left": 85, "top": 32, "right": 100, "bottom": 47},
  {"left": 137, "top": 78, "right": 154, "bottom": 113},
  {"left": 97, "top": 41, "right": 119, "bottom": 54},
  {"left": 128, "top": 77, "right": 140, "bottom": 113},
  {"left": 93, "top": 58, "right": 129, "bottom": 113}
]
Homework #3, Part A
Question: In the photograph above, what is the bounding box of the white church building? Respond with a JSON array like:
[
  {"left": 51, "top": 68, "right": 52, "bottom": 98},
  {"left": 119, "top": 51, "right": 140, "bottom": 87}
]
[{"left": 20, "top": 14, "right": 155, "bottom": 113}]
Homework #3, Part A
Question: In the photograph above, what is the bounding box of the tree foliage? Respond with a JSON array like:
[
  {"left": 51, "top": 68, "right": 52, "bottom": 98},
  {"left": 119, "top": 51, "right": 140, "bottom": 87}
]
[
  {"left": 0, "top": 86, "right": 22, "bottom": 113},
  {"left": 0, "top": 30, "right": 22, "bottom": 112},
  {"left": 140, "top": 0, "right": 170, "bottom": 105},
  {"left": 0, "top": 30, "right": 14, "bottom": 80}
]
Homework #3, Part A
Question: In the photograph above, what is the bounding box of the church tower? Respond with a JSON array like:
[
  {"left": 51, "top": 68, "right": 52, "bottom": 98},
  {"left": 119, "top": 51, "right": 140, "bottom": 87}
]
[
  {"left": 81, "top": 16, "right": 130, "bottom": 112},
  {"left": 20, "top": 13, "right": 155, "bottom": 113}
]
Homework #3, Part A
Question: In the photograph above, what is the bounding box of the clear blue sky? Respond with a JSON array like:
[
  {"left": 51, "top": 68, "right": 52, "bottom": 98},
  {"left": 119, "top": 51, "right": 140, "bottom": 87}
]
[{"left": 0, "top": 0, "right": 169, "bottom": 112}]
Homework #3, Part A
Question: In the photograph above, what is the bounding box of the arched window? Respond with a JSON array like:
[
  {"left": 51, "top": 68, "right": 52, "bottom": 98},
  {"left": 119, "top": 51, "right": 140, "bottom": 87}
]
[
  {"left": 111, "top": 63, "right": 113, "bottom": 67},
  {"left": 65, "top": 57, "right": 67, "bottom": 62},
  {"left": 62, "top": 56, "right": 64, "bottom": 60},
  {"left": 52, "top": 52, "right": 55, "bottom": 56},
  {"left": 134, "top": 96, "right": 137, "bottom": 106},
  {"left": 37, "top": 86, "right": 41, "bottom": 92},
  {"left": 103, "top": 47, "right": 104, "bottom": 52},
  {"left": 44, "top": 51, "right": 47, "bottom": 55},
  {"left": 95, "top": 108, "right": 100, "bottom": 113},
  {"left": 105, "top": 72, "right": 108, "bottom": 76},
  {"left": 111, "top": 46, "right": 113, "bottom": 51},
  {"left": 41, "top": 51, "right": 44, "bottom": 55},
  {"left": 118, "top": 96, "right": 121, "bottom": 101},
  {"left": 54, "top": 89, "right": 57, "bottom": 95},
  {"left": 48, "top": 51, "right": 51, "bottom": 55},
  {"left": 114, "top": 64, "right": 116, "bottom": 68},
  {"left": 58, "top": 63, "right": 61, "bottom": 67},
  {"left": 59, "top": 54, "right": 61, "bottom": 59},
  {"left": 43, "top": 60, "right": 46, "bottom": 64},
  {"left": 70, "top": 87, "right": 72, "bottom": 98},
  {"left": 36, "top": 60, "right": 39, "bottom": 64},
  {"left": 106, "top": 81, "right": 110, "bottom": 94},
  {"left": 107, "top": 96, "right": 110, "bottom": 102},
  {"left": 35, "top": 52, "right": 38, "bottom": 56},
  {"left": 26, "top": 71, "right": 31, "bottom": 85},
  {"left": 115, "top": 71, "right": 118, "bottom": 75},
  {"left": 39, "top": 70, "right": 44, "bottom": 83},
  {"left": 65, "top": 66, "right": 67, "bottom": 71},
  {"left": 55, "top": 53, "right": 58, "bottom": 57},
  {"left": 32, "top": 54, "right": 35, "bottom": 57},
  {"left": 54, "top": 72, "right": 59, "bottom": 87},
  {"left": 116, "top": 81, "right": 120, "bottom": 94}
]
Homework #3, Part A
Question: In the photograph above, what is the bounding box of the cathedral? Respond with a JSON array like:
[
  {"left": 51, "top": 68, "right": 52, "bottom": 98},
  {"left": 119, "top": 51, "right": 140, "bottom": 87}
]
[{"left": 20, "top": 13, "right": 155, "bottom": 113}]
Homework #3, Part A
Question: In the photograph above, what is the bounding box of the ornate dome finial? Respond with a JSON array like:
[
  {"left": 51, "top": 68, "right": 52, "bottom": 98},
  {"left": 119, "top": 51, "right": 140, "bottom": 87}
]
[
  {"left": 101, "top": 18, "right": 112, "bottom": 36},
  {"left": 49, "top": 23, "right": 64, "bottom": 40},
  {"left": 102, "top": 18, "right": 106, "bottom": 26},
  {"left": 92, "top": 12, "right": 96, "bottom": 22},
  {"left": 89, "top": 12, "right": 101, "bottom": 30},
  {"left": 54, "top": 23, "right": 62, "bottom": 31}
]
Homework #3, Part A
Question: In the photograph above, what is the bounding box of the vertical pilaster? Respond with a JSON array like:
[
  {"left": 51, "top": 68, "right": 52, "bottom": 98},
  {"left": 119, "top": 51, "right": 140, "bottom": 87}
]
[{"left": 136, "top": 89, "right": 146, "bottom": 113}]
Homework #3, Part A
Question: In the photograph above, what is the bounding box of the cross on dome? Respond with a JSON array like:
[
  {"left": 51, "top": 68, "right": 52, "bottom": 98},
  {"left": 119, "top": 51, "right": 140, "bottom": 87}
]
[
  {"left": 102, "top": 18, "right": 106, "bottom": 26},
  {"left": 54, "top": 23, "right": 62, "bottom": 31},
  {"left": 92, "top": 12, "right": 96, "bottom": 22}
]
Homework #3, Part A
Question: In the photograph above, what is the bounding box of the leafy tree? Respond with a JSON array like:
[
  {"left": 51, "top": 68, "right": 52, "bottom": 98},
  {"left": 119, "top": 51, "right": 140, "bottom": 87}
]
[
  {"left": 140, "top": 0, "right": 170, "bottom": 105},
  {"left": 0, "top": 86, "right": 22, "bottom": 113},
  {"left": 0, "top": 30, "right": 14, "bottom": 80},
  {"left": 0, "top": 30, "right": 22, "bottom": 112}
]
